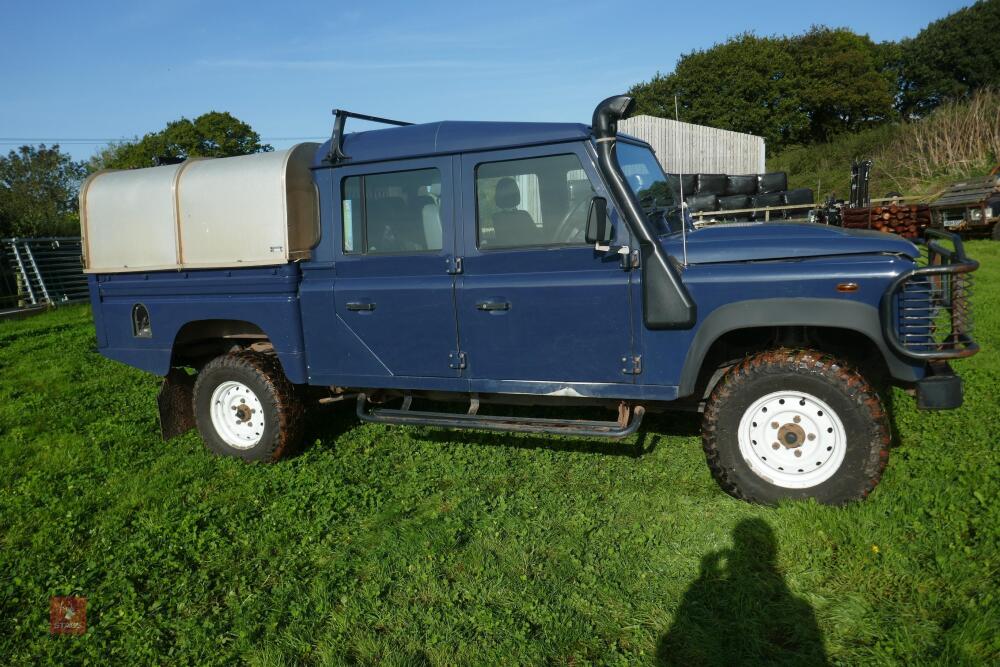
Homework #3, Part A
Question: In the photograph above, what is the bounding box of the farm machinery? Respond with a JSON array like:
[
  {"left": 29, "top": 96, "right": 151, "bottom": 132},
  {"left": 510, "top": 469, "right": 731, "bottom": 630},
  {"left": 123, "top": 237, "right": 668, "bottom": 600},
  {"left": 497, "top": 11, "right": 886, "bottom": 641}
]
[{"left": 686, "top": 160, "right": 1000, "bottom": 242}]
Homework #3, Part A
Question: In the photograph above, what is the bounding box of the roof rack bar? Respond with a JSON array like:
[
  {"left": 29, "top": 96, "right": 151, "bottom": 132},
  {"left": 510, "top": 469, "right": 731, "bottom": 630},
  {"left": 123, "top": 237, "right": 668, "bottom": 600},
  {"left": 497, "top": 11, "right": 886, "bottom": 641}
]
[
  {"left": 332, "top": 109, "right": 413, "bottom": 127},
  {"left": 324, "top": 109, "right": 413, "bottom": 164}
]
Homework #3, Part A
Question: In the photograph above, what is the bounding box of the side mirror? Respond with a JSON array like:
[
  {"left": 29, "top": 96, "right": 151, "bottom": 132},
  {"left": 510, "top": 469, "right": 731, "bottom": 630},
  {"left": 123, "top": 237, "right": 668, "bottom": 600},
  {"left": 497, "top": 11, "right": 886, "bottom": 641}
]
[{"left": 585, "top": 196, "right": 612, "bottom": 244}]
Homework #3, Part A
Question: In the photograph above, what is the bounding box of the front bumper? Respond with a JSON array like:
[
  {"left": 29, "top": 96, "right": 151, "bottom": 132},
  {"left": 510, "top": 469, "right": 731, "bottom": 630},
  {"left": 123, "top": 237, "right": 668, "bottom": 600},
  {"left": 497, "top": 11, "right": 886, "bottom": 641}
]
[{"left": 916, "top": 361, "right": 963, "bottom": 410}]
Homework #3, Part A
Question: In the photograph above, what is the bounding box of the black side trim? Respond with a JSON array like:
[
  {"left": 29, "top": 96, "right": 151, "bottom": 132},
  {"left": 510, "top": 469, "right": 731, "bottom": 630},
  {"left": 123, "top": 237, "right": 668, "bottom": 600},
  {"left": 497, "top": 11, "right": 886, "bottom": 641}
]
[
  {"left": 677, "top": 298, "right": 922, "bottom": 397},
  {"left": 641, "top": 249, "right": 697, "bottom": 329}
]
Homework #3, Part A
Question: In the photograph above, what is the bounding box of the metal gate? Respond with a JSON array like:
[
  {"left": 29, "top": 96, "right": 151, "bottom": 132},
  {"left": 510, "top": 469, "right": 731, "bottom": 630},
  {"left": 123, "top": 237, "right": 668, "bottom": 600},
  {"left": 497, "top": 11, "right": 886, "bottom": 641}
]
[{"left": 0, "top": 237, "right": 88, "bottom": 312}]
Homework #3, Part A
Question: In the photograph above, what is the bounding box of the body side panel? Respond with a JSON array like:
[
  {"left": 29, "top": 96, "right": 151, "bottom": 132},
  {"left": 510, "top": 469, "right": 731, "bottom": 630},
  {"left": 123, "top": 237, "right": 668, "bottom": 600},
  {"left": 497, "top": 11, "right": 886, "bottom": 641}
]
[{"left": 90, "top": 264, "right": 308, "bottom": 383}]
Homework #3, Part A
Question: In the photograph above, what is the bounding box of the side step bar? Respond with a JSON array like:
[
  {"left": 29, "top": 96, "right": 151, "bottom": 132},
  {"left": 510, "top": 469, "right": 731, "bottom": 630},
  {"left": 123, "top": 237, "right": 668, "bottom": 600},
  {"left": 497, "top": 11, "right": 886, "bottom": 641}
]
[{"left": 356, "top": 393, "right": 645, "bottom": 439}]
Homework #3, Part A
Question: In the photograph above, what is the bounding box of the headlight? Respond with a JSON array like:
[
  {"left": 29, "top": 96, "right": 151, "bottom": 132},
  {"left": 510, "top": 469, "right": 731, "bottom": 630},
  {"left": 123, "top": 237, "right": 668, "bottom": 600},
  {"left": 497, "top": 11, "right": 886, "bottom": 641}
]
[{"left": 970, "top": 208, "right": 982, "bottom": 220}]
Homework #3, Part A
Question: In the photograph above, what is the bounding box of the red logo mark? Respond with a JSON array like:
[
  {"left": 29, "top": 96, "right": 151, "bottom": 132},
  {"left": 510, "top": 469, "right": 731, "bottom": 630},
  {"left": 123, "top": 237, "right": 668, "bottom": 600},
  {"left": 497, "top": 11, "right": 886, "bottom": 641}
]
[{"left": 50, "top": 596, "right": 86, "bottom": 635}]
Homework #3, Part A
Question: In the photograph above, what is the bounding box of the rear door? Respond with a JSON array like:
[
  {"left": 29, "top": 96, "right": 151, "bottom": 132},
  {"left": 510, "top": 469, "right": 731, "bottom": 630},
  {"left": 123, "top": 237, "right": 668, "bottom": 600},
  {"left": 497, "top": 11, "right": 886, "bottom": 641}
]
[
  {"left": 456, "top": 144, "right": 635, "bottom": 388},
  {"left": 332, "top": 157, "right": 461, "bottom": 378}
]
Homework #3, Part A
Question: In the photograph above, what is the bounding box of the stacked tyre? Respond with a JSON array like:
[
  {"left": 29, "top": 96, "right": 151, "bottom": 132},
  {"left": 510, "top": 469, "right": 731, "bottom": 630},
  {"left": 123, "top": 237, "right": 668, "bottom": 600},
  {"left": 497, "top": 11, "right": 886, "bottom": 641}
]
[{"left": 666, "top": 171, "right": 815, "bottom": 220}]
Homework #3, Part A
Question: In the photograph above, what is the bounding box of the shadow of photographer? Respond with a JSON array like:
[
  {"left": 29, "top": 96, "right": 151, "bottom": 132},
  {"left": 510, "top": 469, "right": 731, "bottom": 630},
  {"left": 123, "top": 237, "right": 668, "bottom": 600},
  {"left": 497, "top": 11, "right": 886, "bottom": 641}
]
[{"left": 657, "top": 518, "right": 828, "bottom": 666}]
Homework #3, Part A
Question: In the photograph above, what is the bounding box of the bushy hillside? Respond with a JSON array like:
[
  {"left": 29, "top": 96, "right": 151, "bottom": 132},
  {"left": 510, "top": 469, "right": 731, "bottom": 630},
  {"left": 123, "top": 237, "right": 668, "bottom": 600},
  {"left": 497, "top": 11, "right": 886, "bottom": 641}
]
[{"left": 768, "top": 88, "right": 1000, "bottom": 200}]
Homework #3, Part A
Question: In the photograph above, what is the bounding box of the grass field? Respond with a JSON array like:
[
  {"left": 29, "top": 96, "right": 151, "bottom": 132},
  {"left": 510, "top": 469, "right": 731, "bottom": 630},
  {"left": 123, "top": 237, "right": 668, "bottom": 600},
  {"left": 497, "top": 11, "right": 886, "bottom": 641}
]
[{"left": 2, "top": 242, "right": 998, "bottom": 665}]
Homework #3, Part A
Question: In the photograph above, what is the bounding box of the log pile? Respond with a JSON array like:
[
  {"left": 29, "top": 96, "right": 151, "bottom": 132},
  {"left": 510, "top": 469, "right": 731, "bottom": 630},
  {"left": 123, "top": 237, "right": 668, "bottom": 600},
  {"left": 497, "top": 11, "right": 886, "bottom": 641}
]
[{"left": 841, "top": 204, "right": 931, "bottom": 239}]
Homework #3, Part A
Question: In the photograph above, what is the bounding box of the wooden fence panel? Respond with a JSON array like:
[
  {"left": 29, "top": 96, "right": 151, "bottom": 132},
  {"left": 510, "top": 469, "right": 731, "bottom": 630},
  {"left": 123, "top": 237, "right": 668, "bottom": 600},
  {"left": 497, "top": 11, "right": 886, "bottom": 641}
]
[{"left": 619, "top": 115, "right": 766, "bottom": 175}]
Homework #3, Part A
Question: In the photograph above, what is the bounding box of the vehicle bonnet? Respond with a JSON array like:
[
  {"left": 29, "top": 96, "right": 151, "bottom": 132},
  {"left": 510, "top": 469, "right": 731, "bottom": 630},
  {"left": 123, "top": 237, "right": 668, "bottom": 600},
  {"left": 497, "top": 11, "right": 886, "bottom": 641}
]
[{"left": 661, "top": 223, "right": 920, "bottom": 264}]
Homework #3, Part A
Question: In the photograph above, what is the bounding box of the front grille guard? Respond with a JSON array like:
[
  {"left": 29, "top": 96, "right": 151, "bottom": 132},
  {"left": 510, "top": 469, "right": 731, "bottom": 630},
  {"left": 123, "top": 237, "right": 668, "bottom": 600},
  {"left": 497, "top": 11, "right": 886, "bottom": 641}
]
[{"left": 881, "top": 229, "right": 979, "bottom": 360}]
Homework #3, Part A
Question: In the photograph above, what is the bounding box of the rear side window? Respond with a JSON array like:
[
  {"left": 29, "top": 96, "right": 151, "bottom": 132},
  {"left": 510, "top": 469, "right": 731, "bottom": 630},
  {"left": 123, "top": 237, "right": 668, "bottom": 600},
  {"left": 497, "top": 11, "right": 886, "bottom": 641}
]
[
  {"left": 341, "top": 168, "right": 443, "bottom": 254},
  {"left": 475, "top": 153, "right": 596, "bottom": 249}
]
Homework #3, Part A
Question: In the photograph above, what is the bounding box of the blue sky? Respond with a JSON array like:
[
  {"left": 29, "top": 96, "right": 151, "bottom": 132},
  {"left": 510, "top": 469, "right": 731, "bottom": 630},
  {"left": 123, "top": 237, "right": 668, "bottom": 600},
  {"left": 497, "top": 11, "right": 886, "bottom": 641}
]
[{"left": 0, "top": 0, "right": 972, "bottom": 162}]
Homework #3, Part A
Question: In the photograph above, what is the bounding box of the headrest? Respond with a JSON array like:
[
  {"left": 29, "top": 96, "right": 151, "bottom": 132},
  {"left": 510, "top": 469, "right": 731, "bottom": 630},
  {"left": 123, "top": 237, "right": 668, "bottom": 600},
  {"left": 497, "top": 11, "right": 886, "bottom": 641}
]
[{"left": 495, "top": 177, "right": 520, "bottom": 209}]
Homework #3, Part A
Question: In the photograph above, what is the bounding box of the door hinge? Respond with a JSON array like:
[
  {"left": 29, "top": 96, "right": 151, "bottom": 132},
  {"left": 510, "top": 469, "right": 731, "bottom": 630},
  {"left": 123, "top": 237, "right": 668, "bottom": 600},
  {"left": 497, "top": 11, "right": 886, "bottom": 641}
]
[
  {"left": 618, "top": 248, "right": 639, "bottom": 271},
  {"left": 446, "top": 257, "right": 463, "bottom": 275},
  {"left": 621, "top": 355, "right": 642, "bottom": 375},
  {"left": 449, "top": 351, "right": 467, "bottom": 370},
  {"left": 618, "top": 245, "right": 639, "bottom": 271}
]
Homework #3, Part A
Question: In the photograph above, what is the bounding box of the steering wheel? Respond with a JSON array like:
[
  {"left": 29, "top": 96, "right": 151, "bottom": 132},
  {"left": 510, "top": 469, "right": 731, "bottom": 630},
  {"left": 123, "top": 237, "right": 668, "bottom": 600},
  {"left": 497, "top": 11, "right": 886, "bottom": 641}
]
[{"left": 551, "top": 197, "right": 592, "bottom": 244}]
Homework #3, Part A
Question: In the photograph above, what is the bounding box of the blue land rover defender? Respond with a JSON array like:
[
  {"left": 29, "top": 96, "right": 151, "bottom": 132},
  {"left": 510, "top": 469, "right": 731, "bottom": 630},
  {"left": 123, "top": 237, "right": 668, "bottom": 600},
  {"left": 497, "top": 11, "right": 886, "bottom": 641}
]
[{"left": 81, "top": 96, "right": 978, "bottom": 504}]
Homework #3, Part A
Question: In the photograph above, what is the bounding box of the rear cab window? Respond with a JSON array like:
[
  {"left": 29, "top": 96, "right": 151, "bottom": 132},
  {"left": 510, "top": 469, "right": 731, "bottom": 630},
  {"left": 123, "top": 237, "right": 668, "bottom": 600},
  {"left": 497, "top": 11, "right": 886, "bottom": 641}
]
[{"left": 341, "top": 168, "right": 443, "bottom": 254}]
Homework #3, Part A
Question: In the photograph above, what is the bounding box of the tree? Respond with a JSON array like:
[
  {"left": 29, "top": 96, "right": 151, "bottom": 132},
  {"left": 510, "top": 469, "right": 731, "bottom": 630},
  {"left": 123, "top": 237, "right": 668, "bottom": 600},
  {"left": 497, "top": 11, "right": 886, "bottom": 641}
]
[
  {"left": 0, "top": 145, "right": 87, "bottom": 238},
  {"left": 91, "top": 111, "right": 272, "bottom": 171},
  {"left": 630, "top": 33, "right": 808, "bottom": 151},
  {"left": 790, "top": 28, "right": 897, "bottom": 142},
  {"left": 897, "top": 0, "right": 1000, "bottom": 117},
  {"left": 628, "top": 28, "right": 897, "bottom": 151}
]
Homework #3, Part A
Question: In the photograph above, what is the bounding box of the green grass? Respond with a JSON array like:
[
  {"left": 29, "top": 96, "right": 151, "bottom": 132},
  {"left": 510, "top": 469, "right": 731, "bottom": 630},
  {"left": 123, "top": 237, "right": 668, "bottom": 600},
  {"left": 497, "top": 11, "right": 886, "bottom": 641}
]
[{"left": 2, "top": 242, "right": 999, "bottom": 665}]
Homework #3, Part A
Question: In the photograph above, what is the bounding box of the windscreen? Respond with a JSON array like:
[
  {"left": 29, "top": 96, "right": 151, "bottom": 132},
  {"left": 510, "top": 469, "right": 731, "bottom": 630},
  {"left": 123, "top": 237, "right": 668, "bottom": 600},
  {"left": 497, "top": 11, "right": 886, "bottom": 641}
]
[
  {"left": 616, "top": 141, "right": 686, "bottom": 233},
  {"left": 616, "top": 142, "right": 675, "bottom": 209}
]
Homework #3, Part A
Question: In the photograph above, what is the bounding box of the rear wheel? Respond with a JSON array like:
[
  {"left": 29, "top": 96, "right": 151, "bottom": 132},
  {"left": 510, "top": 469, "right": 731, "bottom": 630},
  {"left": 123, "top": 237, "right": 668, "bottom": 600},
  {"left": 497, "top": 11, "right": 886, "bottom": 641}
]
[
  {"left": 991, "top": 222, "right": 1000, "bottom": 241},
  {"left": 193, "top": 350, "right": 304, "bottom": 461},
  {"left": 702, "top": 349, "right": 890, "bottom": 505}
]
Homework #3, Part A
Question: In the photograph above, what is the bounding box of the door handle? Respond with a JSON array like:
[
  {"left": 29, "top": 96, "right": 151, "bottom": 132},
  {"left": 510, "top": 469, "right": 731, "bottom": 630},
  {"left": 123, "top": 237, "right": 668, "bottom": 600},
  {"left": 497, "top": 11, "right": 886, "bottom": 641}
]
[
  {"left": 346, "top": 301, "right": 376, "bottom": 312},
  {"left": 476, "top": 300, "right": 510, "bottom": 312}
]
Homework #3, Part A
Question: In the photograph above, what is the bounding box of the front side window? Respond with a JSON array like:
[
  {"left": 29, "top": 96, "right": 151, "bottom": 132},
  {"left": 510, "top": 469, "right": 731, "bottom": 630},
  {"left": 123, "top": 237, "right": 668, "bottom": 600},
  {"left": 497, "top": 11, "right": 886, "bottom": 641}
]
[
  {"left": 341, "top": 168, "right": 443, "bottom": 254},
  {"left": 476, "top": 153, "right": 596, "bottom": 249}
]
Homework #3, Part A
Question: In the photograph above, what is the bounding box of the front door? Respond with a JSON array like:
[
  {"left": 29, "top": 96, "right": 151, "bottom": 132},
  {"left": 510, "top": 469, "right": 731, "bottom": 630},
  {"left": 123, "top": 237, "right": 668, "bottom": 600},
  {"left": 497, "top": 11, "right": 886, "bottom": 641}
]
[
  {"left": 456, "top": 145, "right": 634, "bottom": 390},
  {"left": 332, "top": 157, "right": 460, "bottom": 379}
]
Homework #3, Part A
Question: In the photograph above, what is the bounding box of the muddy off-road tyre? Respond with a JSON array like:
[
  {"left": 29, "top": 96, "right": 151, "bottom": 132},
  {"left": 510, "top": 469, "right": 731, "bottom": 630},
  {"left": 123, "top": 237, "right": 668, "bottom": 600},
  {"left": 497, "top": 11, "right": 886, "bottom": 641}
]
[
  {"left": 193, "top": 351, "right": 304, "bottom": 462},
  {"left": 991, "top": 222, "right": 1000, "bottom": 241},
  {"left": 702, "top": 349, "right": 890, "bottom": 505}
]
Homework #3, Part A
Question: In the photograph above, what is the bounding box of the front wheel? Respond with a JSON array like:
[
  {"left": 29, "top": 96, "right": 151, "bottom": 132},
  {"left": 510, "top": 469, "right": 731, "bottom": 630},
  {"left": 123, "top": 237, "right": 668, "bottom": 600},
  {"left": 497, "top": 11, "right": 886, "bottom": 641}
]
[
  {"left": 701, "top": 349, "right": 890, "bottom": 505},
  {"left": 193, "top": 350, "right": 304, "bottom": 462}
]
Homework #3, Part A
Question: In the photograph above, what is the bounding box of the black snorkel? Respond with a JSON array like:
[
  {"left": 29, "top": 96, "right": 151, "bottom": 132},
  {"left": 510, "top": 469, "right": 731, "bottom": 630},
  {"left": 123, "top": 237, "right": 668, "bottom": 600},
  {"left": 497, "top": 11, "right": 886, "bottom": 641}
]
[{"left": 592, "top": 95, "right": 696, "bottom": 329}]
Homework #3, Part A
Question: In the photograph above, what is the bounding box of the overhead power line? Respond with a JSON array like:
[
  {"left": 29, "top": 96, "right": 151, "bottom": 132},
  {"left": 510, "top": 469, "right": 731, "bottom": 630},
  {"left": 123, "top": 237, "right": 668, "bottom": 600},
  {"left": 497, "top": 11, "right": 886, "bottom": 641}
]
[{"left": 0, "top": 136, "right": 328, "bottom": 146}]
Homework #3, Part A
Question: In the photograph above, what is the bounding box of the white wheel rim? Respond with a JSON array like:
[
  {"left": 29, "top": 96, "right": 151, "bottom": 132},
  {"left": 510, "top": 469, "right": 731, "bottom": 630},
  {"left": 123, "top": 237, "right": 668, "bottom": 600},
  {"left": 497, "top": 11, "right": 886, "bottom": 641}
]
[
  {"left": 737, "top": 390, "right": 847, "bottom": 489},
  {"left": 210, "top": 381, "right": 265, "bottom": 449}
]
